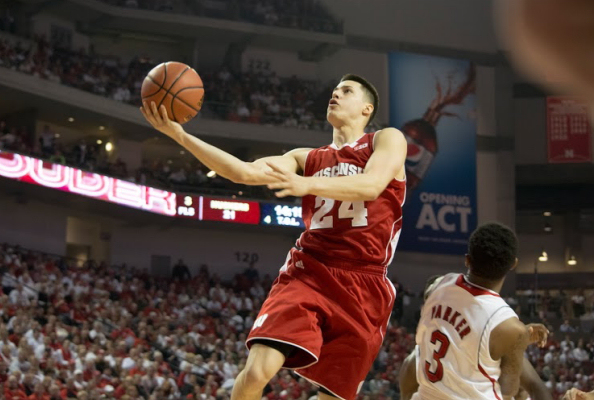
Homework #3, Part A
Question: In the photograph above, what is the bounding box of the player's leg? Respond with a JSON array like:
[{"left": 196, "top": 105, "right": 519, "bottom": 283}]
[{"left": 231, "top": 343, "right": 287, "bottom": 400}]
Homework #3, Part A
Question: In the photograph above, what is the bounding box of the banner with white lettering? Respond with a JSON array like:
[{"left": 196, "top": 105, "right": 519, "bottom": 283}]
[{"left": 389, "top": 52, "right": 477, "bottom": 254}]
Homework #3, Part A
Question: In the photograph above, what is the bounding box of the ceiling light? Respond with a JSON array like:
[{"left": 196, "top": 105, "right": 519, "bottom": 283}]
[
  {"left": 97, "top": 140, "right": 103, "bottom": 145},
  {"left": 105, "top": 142, "right": 113, "bottom": 152},
  {"left": 538, "top": 251, "right": 548, "bottom": 262},
  {"left": 68, "top": 117, "right": 74, "bottom": 122},
  {"left": 99, "top": 126, "right": 105, "bottom": 131},
  {"left": 567, "top": 256, "right": 577, "bottom": 266},
  {"left": 543, "top": 211, "right": 552, "bottom": 217},
  {"left": 206, "top": 170, "right": 216, "bottom": 178}
]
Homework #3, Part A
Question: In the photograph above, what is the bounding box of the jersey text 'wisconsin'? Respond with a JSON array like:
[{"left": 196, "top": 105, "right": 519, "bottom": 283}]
[{"left": 312, "top": 163, "right": 364, "bottom": 178}]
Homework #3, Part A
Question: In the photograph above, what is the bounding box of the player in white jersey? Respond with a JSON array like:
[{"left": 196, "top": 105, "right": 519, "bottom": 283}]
[
  {"left": 400, "top": 277, "right": 552, "bottom": 400},
  {"left": 400, "top": 350, "right": 552, "bottom": 400},
  {"left": 403, "top": 223, "right": 549, "bottom": 400}
]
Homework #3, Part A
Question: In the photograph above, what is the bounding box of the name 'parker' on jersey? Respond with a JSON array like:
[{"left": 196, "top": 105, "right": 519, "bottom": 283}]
[{"left": 430, "top": 305, "right": 471, "bottom": 340}]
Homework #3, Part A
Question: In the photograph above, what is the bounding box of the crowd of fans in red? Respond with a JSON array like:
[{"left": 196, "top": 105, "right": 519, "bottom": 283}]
[
  {"left": 2, "top": 240, "right": 594, "bottom": 400},
  {"left": 0, "top": 243, "right": 416, "bottom": 400},
  {"left": 0, "top": 32, "right": 377, "bottom": 133}
]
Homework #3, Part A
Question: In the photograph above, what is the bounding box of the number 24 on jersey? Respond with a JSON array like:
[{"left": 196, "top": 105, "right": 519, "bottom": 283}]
[{"left": 310, "top": 196, "right": 369, "bottom": 229}]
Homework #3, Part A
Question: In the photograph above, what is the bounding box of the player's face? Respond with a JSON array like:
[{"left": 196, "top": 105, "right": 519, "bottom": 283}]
[{"left": 327, "top": 80, "right": 372, "bottom": 126}]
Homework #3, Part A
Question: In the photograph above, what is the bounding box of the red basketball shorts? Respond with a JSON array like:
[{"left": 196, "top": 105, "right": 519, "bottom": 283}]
[{"left": 246, "top": 248, "right": 396, "bottom": 400}]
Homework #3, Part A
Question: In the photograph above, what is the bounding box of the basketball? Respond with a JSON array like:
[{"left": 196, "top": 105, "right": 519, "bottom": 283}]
[
  {"left": 496, "top": 0, "right": 594, "bottom": 100},
  {"left": 141, "top": 62, "right": 205, "bottom": 124}
]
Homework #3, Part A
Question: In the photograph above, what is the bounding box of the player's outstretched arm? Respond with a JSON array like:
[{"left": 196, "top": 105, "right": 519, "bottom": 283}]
[
  {"left": 266, "top": 128, "right": 407, "bottom": 201},
  {"left": 519, "top": 357, "right": 552, "bottom": 400},
  {"left": 564, "top": 389, "right": 594, "bottom": 400},
  {"left": 140, "top": 101, "right": 310, "bottom": 185},
  {"left": 399, "top": 350, "right": 419, "bottom": 400},
  {"left": 492, "top": 318, "right": 531, "bottom": 400}
]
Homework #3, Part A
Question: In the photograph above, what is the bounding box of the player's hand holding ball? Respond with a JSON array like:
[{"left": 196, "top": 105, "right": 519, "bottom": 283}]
[
  {"left": 526, "top": 323, "right": 549, "bottom": 348},
  {"left": 140, "top": 101, "right": 185, "bottom": 143}
]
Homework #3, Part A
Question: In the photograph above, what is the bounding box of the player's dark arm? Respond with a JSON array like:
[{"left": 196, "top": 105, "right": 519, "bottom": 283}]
[
  {"left": 520, "top": 357, "right": 552, "bottom": 400},
  {"left": 140, "top": 101, "right": 310, "bottom": 185},
  {"left": 491, "top": 318, "right": 531, "bottom": 400},
  {"left": 399, "top": 350, "right": 419, "bottom": 400}
]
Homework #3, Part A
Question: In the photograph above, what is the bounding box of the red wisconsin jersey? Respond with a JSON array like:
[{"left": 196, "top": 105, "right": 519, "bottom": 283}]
[{"left": 296, "top": 132, "right": 406, "bottom": 269}]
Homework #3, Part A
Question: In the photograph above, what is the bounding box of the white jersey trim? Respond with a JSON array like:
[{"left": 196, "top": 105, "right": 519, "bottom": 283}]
[
  {"left": 380, "top": 277, "right": 397, "bottom": 341},
  {"left": 382, "top": 216, "right": 402, "bottom": 266},
  {"left": 245, "top": 337, "right": 319, "bottom": 369}
]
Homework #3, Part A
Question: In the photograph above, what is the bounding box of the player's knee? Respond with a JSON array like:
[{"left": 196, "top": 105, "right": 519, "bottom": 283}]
[{"left": 241, "top": 364, "right": 274, "bottom": 389}]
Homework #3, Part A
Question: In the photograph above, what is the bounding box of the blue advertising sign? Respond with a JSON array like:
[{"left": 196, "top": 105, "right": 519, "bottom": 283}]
[{"left": 389, "top": 52, "right": 477, "bottom": 254}]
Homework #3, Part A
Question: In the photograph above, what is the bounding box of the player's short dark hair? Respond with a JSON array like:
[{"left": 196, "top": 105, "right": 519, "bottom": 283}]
[
  {"left": 468, "top": 222, "right": 518, "bottom": 281},
  {"left": 340, "top": 74, "right": 379, "bottom": 125}
]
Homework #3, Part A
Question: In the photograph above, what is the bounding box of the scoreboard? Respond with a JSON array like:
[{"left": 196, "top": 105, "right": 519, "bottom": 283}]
[
  {"left": 202, "top": 197, "right": 260, "bottom": 224},
  {"left": 260, "top": 203, "right": 305, "bottom": 228},
  {"left": 176, "top": 195, "right": 200, "bottom": 218},
  {"left": 0, "top": 151, "right": 303, "bottom": 229},
  {"left": 175, "top": 195, "right": 271, "bottom": 225}
]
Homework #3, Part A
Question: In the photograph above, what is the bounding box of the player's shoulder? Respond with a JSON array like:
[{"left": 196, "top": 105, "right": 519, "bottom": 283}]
[
  {"left": 371, "top": 127, "right": 406, "bottom": 150},
  {"left": 423, "top": 273, "right": 461, "bottom": 304},
  {"left": 490, "top": 316, "right": 528, "bottom": 356}
]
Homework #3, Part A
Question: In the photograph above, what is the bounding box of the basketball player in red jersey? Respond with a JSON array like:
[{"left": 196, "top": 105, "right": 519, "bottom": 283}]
[{"left": 141, "top": 73, "right": 407, "bottom": 400}]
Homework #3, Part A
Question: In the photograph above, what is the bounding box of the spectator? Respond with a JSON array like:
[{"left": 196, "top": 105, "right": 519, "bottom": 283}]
[
  {"left": 573, "top": 290, "right": 586, "bottom": 318},
  {"left": 0, "top": 127, "right": 18, "bottom": 150},
  {"left": 572, "top": 339, "right": 590, "bottom": 362},
  {"left": 168, "top": 167, "right": 187, "bottom": 184},
  {"left": 38, "top": 125, "right": 54, "bottom": 157},
  {"left": 48, "top": 150, "right": 66, "bottom": 165},
  {"left": 28, "top": 383, "right": 49, "bottom": 400},
  {"left": 561, "top": 334, "right": 575, "bottom": 351},
  {"left": 561, "top": 319, "right": 577, "bottom": 333},
  {"left": 172, "top": 260, "right": 191, "bottom": 281},
  {"left": 243, "top": 264, "right": 259, "bottom": 283},
  {"left": 9, "top": 284, "right": 30, "bottom": 307}
]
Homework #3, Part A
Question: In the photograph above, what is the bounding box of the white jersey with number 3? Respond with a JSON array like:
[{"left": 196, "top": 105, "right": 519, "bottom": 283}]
[{"left": 413, "top": 273, "right": 518, "bottom": 400}]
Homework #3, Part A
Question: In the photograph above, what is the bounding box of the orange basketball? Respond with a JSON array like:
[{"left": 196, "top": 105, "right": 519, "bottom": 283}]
[
  {"left": 141, "top": 62, "right": 205, "bottom": 124},
  {"left": 496, "top": 0, "right": 594, "bottom": 100}
]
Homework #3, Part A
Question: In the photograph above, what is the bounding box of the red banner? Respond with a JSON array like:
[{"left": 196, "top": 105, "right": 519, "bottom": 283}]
[{"left": 547, "top": 96, "right": 592, "bottom": 163}]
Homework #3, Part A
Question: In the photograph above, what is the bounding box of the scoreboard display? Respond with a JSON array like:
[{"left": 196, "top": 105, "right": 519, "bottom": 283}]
[
  {"left": 201, "top": 197, "right": 260, "bottom": 224},
  {"left": 176, "top": 195, "right": 200, "bottom": 218},
  {"left": 260, "top": 203, "right": 304, "bottom": 228},
  {"left": 0, "top": 151, "right": 305, "bottom": 229}
]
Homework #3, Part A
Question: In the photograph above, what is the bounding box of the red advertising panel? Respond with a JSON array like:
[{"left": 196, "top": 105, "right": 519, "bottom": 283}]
[
  {"left": 0, "top": 152, "right": 176, "bottom": 215},
  {"left": 547, "top": 96, "right": 592, "bottom": 163},
  {"left": 201, "top": 197, "right": 260, "bottom": 224}
]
